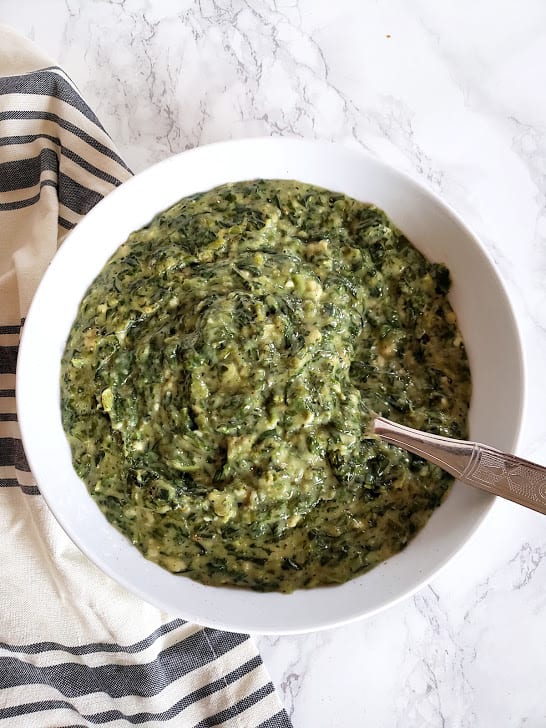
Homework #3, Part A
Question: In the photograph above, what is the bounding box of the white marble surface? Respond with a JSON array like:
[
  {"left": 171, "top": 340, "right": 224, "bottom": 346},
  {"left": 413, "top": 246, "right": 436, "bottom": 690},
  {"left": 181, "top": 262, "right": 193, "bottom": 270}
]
[{"left": 3, "top": 0, "right": 546, "bottom": 725}]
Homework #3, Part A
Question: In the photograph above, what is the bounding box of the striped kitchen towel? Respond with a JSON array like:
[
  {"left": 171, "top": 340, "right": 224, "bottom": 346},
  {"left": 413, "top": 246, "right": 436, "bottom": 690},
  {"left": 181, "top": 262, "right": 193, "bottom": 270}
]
[{"left": 0, "top": 25, "right": 292, "bottom": 728}]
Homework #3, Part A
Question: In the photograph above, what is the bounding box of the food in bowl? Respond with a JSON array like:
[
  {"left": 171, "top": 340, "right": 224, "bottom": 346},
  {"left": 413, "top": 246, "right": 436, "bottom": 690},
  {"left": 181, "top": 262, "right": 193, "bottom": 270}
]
[{"left": 60, "top": 179, "right": 471, "bottom": 593}]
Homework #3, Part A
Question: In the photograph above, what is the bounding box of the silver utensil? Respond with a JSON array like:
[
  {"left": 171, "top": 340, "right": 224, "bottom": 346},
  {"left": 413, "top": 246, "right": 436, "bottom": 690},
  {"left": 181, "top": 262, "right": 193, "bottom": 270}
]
[{"left": 373, "top": 416, "right": 546, "bottom": 515}]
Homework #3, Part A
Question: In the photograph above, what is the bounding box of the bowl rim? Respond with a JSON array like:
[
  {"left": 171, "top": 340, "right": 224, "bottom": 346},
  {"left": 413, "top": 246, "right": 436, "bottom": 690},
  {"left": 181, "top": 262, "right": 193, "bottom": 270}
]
[{"left": 16, "top": 137, "right": 526, "bottom": 634}]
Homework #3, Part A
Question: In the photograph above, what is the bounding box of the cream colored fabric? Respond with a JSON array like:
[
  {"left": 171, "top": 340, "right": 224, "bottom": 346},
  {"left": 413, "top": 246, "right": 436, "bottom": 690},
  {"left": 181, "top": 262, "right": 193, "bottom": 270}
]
[
  {"left": 0, "top": 24, "right": 55, "bottom": 75},
  {"left": 0, "top": 28, "right": 290, "bottom": 728}
]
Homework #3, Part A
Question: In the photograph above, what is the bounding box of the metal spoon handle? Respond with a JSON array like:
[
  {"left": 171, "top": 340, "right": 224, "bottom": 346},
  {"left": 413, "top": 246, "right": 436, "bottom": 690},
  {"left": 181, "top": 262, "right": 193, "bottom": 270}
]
[{"left": 373, "top": 416, "right": 546, "bottom": 516}]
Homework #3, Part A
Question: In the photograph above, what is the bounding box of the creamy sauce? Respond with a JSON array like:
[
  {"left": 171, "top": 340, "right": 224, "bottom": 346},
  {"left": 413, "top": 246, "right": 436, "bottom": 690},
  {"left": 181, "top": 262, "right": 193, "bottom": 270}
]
[{"left": 61, "top": 180, "right": 471, "bottom": 592}]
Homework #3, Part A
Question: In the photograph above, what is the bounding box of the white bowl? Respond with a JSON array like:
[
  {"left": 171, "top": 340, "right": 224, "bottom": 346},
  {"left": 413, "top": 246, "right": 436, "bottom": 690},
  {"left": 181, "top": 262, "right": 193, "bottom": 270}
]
[{"left": 17, "top": 138, "right": 525, "bottom": 634}]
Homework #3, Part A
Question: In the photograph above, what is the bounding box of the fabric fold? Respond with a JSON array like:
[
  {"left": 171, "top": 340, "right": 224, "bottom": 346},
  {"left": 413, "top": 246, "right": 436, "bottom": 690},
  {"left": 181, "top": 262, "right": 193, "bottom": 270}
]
[{"left": 0, "top": 27, "right": 291, "bottom": 728}]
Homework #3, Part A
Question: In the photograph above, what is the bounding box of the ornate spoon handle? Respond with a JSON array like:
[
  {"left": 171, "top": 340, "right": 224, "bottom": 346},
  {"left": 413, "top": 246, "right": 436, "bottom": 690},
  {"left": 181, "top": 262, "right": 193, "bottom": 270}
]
[{"left": 373, "top": 417, "right": 546, "bottom": 516}]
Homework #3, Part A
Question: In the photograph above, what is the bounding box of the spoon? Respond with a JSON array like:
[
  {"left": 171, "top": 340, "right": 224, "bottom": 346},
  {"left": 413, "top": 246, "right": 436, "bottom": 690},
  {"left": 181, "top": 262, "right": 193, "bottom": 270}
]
[{"left": 373, "top": 417, "right": 546, "bottom": 515}]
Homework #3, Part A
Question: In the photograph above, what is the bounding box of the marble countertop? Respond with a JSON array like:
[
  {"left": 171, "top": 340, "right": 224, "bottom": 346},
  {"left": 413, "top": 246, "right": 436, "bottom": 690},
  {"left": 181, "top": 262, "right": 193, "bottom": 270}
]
[{"left": 4, "top": 1, "right": 546, "bottom": 725}]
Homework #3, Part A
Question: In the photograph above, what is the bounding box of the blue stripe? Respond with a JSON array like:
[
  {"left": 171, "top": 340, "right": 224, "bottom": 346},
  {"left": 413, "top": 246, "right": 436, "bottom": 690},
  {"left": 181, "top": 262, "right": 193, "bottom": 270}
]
[
  {"left": 0, "top": 619, "right": 185, "bottom": 656},
  {"left": 0, "top": 631, "right": 250, "bottom": 699},
  {"left": 0, "top": 656, "right": 265, "bottom": 724},
  {"left": 0, "top": 68, "right": 104, "bottom": 130}
]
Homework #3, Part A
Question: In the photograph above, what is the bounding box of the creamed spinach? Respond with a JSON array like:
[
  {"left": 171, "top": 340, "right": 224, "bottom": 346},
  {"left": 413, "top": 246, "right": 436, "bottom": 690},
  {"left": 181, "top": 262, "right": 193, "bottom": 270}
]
[{"left": 61, "top": 180, "right": 471, "bottom": 592}]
